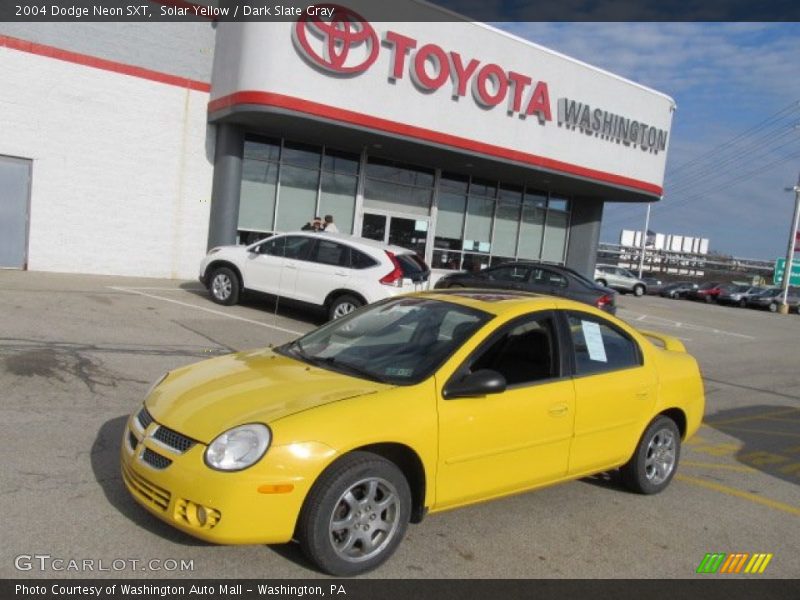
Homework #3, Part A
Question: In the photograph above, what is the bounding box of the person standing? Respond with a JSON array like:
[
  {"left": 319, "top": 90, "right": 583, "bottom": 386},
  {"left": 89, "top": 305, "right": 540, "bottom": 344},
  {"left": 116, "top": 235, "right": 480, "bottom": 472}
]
[{"left": 323, "top": 215, "right": 339, "bottom": 233}]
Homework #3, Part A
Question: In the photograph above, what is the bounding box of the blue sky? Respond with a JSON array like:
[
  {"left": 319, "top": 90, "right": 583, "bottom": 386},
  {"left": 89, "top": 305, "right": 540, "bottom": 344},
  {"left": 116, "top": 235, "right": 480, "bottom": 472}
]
[{"left": 494, "top": 23, "right": 800, "bottom": 260}]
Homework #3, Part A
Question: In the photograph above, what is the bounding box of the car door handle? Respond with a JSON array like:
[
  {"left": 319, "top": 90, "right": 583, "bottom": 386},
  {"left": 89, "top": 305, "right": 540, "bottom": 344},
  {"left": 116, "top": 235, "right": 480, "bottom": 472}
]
[
  {"left": 285, "top": 264, "right": 297, "bottom": 270},
  {"left": 334, "top": 271, "right": 348, "bottom": 277},
  {"left": 548, "top": 403, "right": 570, "bottom": 417},
  {"left": 636, "top": 389, "right": 649, "bottom": 399}
]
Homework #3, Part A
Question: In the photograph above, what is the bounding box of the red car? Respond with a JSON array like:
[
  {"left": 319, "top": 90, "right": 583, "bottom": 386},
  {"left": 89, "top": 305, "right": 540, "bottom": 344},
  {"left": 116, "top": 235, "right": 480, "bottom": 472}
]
[{"left": 688, "top": 282, "right": 726, "bottom": 303}]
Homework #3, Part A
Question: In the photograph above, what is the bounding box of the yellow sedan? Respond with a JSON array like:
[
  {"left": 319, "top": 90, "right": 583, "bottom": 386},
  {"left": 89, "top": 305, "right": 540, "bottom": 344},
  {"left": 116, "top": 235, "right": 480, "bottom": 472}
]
[{"left": 121, "top": 291, "right": 704, "bottom": 575}]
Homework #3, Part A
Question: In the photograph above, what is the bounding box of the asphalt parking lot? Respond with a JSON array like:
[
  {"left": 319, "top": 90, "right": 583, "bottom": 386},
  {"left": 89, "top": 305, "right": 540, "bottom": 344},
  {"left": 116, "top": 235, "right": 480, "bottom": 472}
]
[{"left": 1, "top": 270, "right": 798, "bottom": 579}]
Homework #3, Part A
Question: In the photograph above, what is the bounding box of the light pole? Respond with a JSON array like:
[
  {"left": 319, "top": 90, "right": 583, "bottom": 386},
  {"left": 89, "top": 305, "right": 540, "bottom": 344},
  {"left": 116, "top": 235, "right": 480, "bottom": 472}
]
[
  {"left": 637, "top": 202, "right": 652, "bottom": 278},
  {"left": 779, "top": 173, "right": 800, "bottom": 314}
]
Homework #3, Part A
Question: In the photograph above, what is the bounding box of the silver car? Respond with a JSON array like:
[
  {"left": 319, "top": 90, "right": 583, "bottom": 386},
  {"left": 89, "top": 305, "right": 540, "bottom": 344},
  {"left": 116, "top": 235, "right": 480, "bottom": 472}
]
[{"left": 594, "top": 264, "right": 647, "bottom": 296}]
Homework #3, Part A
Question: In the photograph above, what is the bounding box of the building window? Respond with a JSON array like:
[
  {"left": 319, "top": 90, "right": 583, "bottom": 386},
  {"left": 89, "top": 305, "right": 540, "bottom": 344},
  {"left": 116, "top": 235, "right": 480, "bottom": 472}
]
[
  {"left": 541, "top": 195, "right": 570, "bottom": 263},
  {"left": 237, "top": 137, "right": 359, "bottom": 240},
  {"left": 238, "top": 136, "right": 280, "bottom": 241},
  {"left": 431, "top": 177, "right": 570, "bottom": 271},
  {"left": 363, "top": 157, "right": 435, "bottom": 217}
]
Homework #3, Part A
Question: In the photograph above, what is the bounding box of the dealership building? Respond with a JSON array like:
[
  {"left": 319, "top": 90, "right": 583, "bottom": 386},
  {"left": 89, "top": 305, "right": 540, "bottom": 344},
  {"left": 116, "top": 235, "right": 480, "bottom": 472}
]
[{"left": 0, "top": 1, "right": 674, "bottom": 281}]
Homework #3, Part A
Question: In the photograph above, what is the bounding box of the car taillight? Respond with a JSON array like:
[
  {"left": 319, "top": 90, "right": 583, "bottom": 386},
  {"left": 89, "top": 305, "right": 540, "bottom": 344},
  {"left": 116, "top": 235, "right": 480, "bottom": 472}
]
[
  {"left": 380, "top": 251, "right": 404, "bottom": 287},
  {"left": 596, "top": 294, "right": 614, "bottom": 309}
]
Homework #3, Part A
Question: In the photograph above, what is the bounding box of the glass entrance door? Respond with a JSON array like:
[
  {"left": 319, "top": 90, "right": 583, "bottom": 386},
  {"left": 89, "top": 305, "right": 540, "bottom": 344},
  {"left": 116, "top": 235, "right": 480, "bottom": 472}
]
[{"left": 361, "top": 213, "right": 428, "bottom": 258}]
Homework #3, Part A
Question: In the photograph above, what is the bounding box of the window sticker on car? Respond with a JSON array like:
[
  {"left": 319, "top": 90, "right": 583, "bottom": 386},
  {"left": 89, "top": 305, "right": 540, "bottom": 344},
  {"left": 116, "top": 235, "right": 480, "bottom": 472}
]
[
  {"left": 385, "top": 367, "right": 413, "bottom": 377},
  {"left": 581, "top": 320, "right": 608, "bottom": 362}
]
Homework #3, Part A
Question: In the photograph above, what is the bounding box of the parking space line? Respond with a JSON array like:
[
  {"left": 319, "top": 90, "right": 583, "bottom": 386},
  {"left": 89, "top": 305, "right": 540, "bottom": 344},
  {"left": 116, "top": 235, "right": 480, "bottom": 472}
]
[
  {"left": 623, "top": 312, "right": 755, "bottom": 340},
  {"left": 705, "top": 408, "right": 800, "bottom": 426},
  {"left": 710, "top": 426, "right": 800, "bottom": 439},
  {"left": 681, "top": 461, "right": 756, "bottom": 473},
  {"left": 676, "top": 474, "right": 800, "bottom": 517},
  {"left": 109, "top": 286, "right": 304, "bottom": 336}
]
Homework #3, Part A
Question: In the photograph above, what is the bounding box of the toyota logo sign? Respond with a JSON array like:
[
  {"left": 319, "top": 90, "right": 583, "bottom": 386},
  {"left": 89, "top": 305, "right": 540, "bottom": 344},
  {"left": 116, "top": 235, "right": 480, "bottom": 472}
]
[{"left": 292, "top": 5, "right": 378, "bottom": 75}]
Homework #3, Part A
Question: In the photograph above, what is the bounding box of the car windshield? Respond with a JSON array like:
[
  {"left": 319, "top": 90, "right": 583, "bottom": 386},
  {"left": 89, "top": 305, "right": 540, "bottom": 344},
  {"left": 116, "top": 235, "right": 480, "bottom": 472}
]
[{"left": 276, "top": 297, "right": 492, "bottom": 385}]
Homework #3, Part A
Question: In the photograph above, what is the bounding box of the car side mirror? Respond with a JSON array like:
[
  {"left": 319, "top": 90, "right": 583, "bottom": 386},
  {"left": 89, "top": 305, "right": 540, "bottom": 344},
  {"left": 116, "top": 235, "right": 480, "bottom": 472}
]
[{"left": 443, "top": 369, "right": 507, "bottom": 399}]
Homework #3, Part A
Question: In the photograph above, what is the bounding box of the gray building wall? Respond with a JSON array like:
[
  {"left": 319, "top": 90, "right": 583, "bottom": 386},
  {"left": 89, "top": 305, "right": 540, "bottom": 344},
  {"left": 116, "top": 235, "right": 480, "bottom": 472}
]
[{"left": 565, "top": 198, "right": 604, "bottom": 278}]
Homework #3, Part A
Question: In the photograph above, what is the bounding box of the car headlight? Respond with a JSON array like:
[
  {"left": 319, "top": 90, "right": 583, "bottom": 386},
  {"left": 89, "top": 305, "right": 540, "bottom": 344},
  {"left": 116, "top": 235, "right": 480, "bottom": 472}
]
[
  {"left": 145, "top": 372, "right": 168, "bottom": 398},
  {"left": 205, "top": 424, "right": 271, "bottom": 471}
]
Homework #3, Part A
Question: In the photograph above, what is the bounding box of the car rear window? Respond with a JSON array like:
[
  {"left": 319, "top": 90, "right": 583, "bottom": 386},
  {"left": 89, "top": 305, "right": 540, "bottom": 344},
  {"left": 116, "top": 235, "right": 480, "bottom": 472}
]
[{"left": 396, "top": 254, "right": 430, "bottom": 281}]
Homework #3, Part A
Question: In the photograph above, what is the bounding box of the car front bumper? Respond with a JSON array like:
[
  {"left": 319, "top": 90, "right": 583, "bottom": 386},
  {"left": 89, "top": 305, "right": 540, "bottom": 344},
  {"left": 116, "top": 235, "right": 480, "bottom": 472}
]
[{"left": 120, "top": 414, "right": 322, "bottom": 545}]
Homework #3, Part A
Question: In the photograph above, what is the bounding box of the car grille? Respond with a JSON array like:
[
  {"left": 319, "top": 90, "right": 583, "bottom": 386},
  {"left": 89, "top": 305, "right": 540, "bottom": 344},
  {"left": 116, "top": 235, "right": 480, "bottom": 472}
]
[
  {"left": 121, "top": 462, "right": 171, "bottom": 511},
  {"left": 136, "top": 407, "right": 154, "bottom": 430},
  {"left": 142, "top": 448, "right": 173, "bottom": 470},
  {"left": 153, "top": 426, "right": 196, "bottom": 454}
]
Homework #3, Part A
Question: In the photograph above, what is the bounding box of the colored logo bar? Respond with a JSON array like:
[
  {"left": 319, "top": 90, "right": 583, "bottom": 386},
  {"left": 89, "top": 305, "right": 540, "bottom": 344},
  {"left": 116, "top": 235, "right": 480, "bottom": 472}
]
[{"left": 696, "top": 553, "right": 773, "bottom": 574}]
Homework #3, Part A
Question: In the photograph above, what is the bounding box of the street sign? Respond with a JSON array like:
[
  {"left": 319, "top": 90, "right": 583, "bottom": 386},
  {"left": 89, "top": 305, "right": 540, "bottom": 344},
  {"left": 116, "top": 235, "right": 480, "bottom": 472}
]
[{"left": 773, "top": 258, "right": 800, "bottom": 286}]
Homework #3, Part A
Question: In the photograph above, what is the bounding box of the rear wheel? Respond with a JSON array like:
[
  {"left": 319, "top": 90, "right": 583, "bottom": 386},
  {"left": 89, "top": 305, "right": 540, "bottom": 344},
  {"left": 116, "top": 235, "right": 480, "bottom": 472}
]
[
  {"left": 297, "top": 452, "right": 411, "bottom": 576},
  {"left": 621, "top": 416, "right": 681, "bottom": 495},
  {"left": 329, "top": 294, "right": 363, "bottom": 320},
  {"left": 209, "top": 267, "right": 240, "bottom": 306},
  {"left": 633, "top": 284, "right": 645, "bottom": 297}
]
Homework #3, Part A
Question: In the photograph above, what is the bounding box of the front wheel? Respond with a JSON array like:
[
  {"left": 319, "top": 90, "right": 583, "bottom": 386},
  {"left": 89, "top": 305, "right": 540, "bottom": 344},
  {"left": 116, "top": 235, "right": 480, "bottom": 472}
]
[
  {"left": 209, "top": 267, "right": 240, "bottom": 306},
  {"left": 297, "top": 452, "right": 411, "bottom": 576},
  {"left": 621, "top": 416, "right": 681, "bottom": 495},
  {"left": 633, "top": 284, "right": 645, "bottom": 297},
  {"left": 329, "top": 294, "right": 363, "bottom": 320},
  {"left": 769, "top": 302, "right": 779, "bottom": 313}
]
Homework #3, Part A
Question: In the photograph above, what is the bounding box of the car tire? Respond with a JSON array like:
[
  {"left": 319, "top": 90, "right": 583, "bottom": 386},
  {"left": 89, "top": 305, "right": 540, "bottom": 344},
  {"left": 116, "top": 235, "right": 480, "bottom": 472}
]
[
  {"left": 596, "top": 279, "right": 607, "bottom": 287},
  {"left": 633, "top": 285, "right": 645, "bottom": 297},
  {"left": 297, "top": 452, "right": 412, "bottom": 576},
  {"left": 620, "top": 416, "right": 681, "bottom": 495},
  {"left": 739, "top": 299, "right": 747, "bottom": 308},
  {"left": 329, "top": 294, "right": 363, "bottom": 320},
  {"left": 704, "top": 295, "right": 713, "bottom": 303},
  {"left": 209, "top": 267, "right": 240, "bottom": 306},
  {"left": 768, "top": 302, "right": 779, "bottom": 313}
]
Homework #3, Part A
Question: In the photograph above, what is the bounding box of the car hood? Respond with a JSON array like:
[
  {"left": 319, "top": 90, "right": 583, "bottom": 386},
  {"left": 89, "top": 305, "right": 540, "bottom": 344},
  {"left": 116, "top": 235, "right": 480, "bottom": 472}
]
[{"left": 145, "top": 349, "right": 389, "bottom": 443}]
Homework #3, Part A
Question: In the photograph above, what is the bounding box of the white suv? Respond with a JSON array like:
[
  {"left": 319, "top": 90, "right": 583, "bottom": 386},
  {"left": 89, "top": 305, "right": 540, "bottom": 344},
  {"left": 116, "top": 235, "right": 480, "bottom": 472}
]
[
  {"left": 199, "top": 231, "right": 431, "bottom": 320},
  {"left": 594, "top": 264, "right": 647, "bottom": 296}
]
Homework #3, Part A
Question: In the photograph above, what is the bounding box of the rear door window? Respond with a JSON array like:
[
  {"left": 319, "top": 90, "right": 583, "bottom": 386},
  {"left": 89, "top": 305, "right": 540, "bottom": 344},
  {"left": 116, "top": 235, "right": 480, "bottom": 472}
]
[
  {"left": 311, "top": 240, "right": 349, "bottom": 267},
  {"left": 566, "top": 312, "right": 642, "bottom": 376}
]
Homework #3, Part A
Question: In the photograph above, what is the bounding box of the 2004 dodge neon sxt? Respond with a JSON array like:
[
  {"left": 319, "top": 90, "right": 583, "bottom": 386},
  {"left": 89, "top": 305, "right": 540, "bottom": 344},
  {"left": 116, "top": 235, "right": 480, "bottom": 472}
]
[{"left": 121, "top": 291, "right": 704, "bottom": 576}]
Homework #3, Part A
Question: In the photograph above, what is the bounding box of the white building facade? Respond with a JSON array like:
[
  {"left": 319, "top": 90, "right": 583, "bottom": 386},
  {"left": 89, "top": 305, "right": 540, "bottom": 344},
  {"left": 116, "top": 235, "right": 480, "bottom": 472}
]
[{"left": 0, "top": 2, "right": 674, "bottom": 280}]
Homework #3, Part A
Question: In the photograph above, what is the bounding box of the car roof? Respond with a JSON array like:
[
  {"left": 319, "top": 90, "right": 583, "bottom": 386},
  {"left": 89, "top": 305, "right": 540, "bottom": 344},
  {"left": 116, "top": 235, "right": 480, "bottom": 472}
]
[
  {"left": 408, "top": 289, "right": 598, "bottom": 317},
  {"left": 276, "top": 231, "right": 417, "bottom": 256}
]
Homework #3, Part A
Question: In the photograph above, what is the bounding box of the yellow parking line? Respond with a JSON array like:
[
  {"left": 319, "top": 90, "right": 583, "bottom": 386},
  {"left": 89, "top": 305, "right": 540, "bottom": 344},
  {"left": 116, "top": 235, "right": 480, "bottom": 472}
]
[
  {"left": 705, "top": 408, "right": 800, "bottom": 427},
  {"left": 681, "top": 461, "right": 755, "bottom": 473},
  {"left": 677, "top": 475, "right": 800, "bottom": 517},
  {"left": 712, "top": 426, "right": 800, "bottom": 439}
]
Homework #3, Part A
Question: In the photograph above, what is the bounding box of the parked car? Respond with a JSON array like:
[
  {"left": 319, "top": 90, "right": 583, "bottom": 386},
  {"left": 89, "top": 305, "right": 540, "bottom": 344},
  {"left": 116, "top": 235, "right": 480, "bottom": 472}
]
[
  {"left": 687, "top": 282, "right": 726, "bottom": 303},
  {"left": 199, "top": 231, "right": 430, "bottom": 320},
  {"left": 434, "top": 261, "right": 617, "bottom": 314},
  {"left": 594, "top": 264, "right": 647, "bottom": 296},
  {"left": 746, "top": 287, "right": 800, "bottom": 312},
  {"left": 717, "top": 285, "right": 765, "bottom": 308},
  {"left": 122, "top": 291, "right": 704, "bottom": 576},
  {"left": 642, "top": 276, "right": 666, "bottom": 295},
  {"left": 659, "top": 281, "right": 699, "bottom": 299}
]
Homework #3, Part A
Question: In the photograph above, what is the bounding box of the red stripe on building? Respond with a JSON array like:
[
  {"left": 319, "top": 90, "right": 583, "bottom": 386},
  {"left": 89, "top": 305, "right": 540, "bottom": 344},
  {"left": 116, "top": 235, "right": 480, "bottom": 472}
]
[
  {"left": 209, "top": 90, "right": 663, "bottom": 196},
  {"left": 0, "top": 34, "right": 211, "bottom": 93}
]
